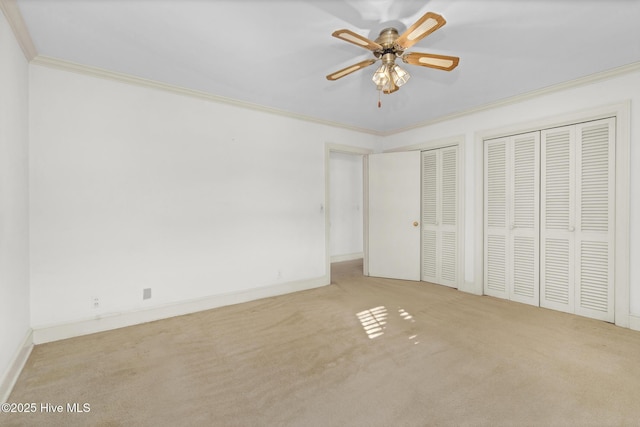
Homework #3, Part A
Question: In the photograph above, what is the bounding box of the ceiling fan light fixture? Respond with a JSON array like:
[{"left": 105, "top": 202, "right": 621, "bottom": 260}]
[
  {"left": 372, "top": 63, "right": 390, "bottom": 89},
  {"left": 371, "top": 62, "right": 410, "bottom": 92},
  {"left": 391, "top": 64, "right": 410, "bottom": 87},
  {"left": 326, "top": 11, "right": 459, "bottom": 108}
]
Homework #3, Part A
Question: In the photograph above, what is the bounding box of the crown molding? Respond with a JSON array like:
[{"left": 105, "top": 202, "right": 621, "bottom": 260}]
[
  {"left": 8, "top": 0, "right": 639, "bottom": 140},
  {"left": 0, "top": 0, "right": 37, "bottom": 60},
  {"left": 30, "top": 55, "right": 382, "bottom": 136},
  {"left": 383, "top": 61, "right": 640, "bottom": 136},
  {"left": 24, "top": 54, "right": 640, "bottom": 139},
  {"left": 30, "top": 56, "right": 640, "bottom": 138}
]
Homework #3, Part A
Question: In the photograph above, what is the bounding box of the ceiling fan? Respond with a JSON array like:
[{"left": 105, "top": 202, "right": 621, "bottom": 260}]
[{"left": 326, "top": 11, "right": 459, "bottom": 106}]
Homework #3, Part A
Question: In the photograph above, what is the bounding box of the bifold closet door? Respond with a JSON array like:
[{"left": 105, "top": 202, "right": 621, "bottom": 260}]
[
  {"left": 421, "top": 146, "right": 458, "bottom": 287},
  {"left": 540, "top": 118, "right": 615, "bottom": 322},
  {"left": 484, "top": 132, "right": 539, "bottom": 305}
]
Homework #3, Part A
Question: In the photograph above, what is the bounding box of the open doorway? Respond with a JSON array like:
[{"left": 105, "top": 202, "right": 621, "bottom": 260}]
[
  {"left": 330, "top": 151, "right": 364, "bottom": 262},
  {"left": 324, "top": 144, "right": 372, "bottom": 283}
]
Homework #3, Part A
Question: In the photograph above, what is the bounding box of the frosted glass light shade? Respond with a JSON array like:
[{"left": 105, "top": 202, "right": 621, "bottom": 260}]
[
  {"left": 372, "top": 64, "right": 390, "bottom": 88},
  {"left": 391, "top": 64, "right": 410, "bottom": 86}
]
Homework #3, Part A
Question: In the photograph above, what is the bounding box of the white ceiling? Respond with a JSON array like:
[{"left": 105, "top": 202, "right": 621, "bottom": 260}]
[{"left": 15, "top": 0, "right": 640, "bottom": 134}]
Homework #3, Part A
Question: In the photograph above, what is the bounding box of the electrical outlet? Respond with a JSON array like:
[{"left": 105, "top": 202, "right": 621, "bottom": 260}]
[
  {"left": 92, "top": 297, "right": 100, "bottom": 309},
  {"left": 143, "top": 288, "right": 152, "bottom": 300}
]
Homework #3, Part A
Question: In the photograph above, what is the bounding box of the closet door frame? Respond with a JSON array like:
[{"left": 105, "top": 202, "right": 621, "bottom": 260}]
[
  {"left": 386, "top": 135, "right": 466, "bottom": 291},
  {"left": 474, "top": 101, "right": 630, "bottom": 328}
]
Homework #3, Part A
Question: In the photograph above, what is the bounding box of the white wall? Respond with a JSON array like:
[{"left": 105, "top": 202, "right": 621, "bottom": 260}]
[
  {"left": 329, "top": 152, "right": 363, "bottom": 260},
  {"left": 382, "top": 68, "right": 640, "bottom": 316},
  {"left": 12, "top": 19, "right": 640, "bottom": 350},
  {"left": 30, "top": 64, "right": 640, "bottom": 332},
  {"left": 0, "top": 10, "right": 30, "bottom": 398},
  {"left": 29, "top": 65, "right": 376, "bottom": 329}
]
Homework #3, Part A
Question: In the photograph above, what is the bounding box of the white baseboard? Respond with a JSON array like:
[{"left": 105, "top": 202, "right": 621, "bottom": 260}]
[
  {"left": 458, "top": 280, "right": 483, "bottom": 296},
  {"left": 330, "top": 252, "right": 364, "bottom": 263},
  {"left": 629, "top": 315, "right": 640, "bottom": 332},
  {"left": 33, "top": 275, "right": 329, "bottom": 345},
  {"left": 0, "top": 329, "right": 33, "bottom": 403}
]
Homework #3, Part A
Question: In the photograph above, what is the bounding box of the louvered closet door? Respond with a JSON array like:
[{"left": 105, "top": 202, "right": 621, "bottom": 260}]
[
  {"left": 440, "top": 147, "right": 458, "bottom": 286},
  {"left": 510, "top": 133, "right": 540, "bottom": 305},
  {"left": 484, "top": 138, "right": 508, "bottom": 299},
  {"left": 541, "top": 118, "right": 615, "bottom": 321},
  {"left": 484, "top": 133, "right": 539, "bottom": 305},
  {"left": 574, "top": 119, "right": 615, "bottom": 321},
  {"left": 421, "top": 146, "right": 458, "bottom": 287},
  {"left": 541, "top": 126, "right": 576, "bottom": 313},
  {"left": 422, "top": 150, "right": 438, "bottom": 283}
]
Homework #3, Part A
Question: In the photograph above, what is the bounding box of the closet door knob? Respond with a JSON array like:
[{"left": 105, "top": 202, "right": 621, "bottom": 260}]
[{"left": 413, "top": 221, "right": 419, "bottom": 227}]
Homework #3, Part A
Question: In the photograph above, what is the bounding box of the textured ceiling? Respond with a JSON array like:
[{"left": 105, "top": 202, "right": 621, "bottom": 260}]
[{"left": 15, "top": 0, "right": 640, "bottom": 134}]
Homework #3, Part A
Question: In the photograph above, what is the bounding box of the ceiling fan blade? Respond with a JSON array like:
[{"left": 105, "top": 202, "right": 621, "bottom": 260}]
[
  {"left": 332, "top": 29, "right": 383, "bottom": 52},
  {"left": 326, "top": 59, "right": 377, "bottom": 81},
  {"left": 394, "top": 12, "right": 446, "bottom": 50},
  {"left": 402, "top": 52, "right": 459, "bottom": 71}
]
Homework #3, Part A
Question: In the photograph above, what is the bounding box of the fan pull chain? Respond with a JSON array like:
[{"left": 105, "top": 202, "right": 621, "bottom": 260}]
[{"left": 378, "top": 90, "right": 382, "bottom": 108}]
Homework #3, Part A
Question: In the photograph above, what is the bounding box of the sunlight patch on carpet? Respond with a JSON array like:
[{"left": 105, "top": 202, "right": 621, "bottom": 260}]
[
  {"left": 398, "top": 308, "right": 414, "bottom": 322},
  {"left": 356, "top": 306, "right": 419, "bottom": 342},
  {"left": 356, "top": 306, "right": 387, "bottom": 339}
]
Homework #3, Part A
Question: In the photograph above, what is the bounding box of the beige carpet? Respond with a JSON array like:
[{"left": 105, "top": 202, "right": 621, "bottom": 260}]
[{"left": 5, "top": 259, "right": 640, "bottom": 426}]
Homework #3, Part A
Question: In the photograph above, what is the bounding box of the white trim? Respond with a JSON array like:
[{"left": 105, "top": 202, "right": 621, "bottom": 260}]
[
  {"left": 629, "top": 315, "right": 640, "bottom": 332},
  {"left": 474, "top": 135, "right": 485, "bottom": 296},
  {"left": 613, "top": 102, "right": 631, "bottom": 328},
  {"left": 0, "top": 329, "right": 33, "bottom": 403},
  {"left": 33, "top": 55, "right": 640, "bottom": 138},
  {"left": 32, "top": 276, "right": 328, "bottom": 344},
  {"left": 384, "top": 62, "right": 640, "bottom": 136},
  {"left": 383, "top": 135, "right": 464, "bottom": 153},
  {"left": 26, "top": 55, "right": 640, "bottom": 139},
  {"left": 3, "top": 0, "right": 638, "bottom": 141},
  {"left": 31, "top": 56, "right": 380, "bottom": 136},
  {"left": 324, "top": 144, "right": 373, "bottom": 282},
  {"left": 382, "top": 135, "right": 466, "bottom": 290},
  {"left": 331, "top": 252, "right": 364, "bottom": 263},
  {"left": 474, "top": 101, "right": 630, "bottom": 143},
  {"left": 325, "top": 143, "right": 373, "bottom": 156},
  {"left": 363, "top": 155, "right": 370, "bottom": 276},
  {"left": 0, "top": 0, "right": 37, "bottom": 60},
  {"left": 474, "top": 101, "right": 631, "bottom": 326}
]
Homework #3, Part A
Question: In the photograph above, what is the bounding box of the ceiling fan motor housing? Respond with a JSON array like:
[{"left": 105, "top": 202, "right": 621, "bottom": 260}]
[{"left": 374, "top": 28, "right": 403, "bottom": 59}]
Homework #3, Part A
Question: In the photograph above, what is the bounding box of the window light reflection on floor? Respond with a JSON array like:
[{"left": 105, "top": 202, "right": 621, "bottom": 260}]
[
  {"left": 356, "top": 306, "right": 387, "bottom": 339},
  {"left": 356, "top": 306, "right": 419, "bottom": 342},
  {"left": 398, "top": 308, "right": 414, "bottom": 322}
]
